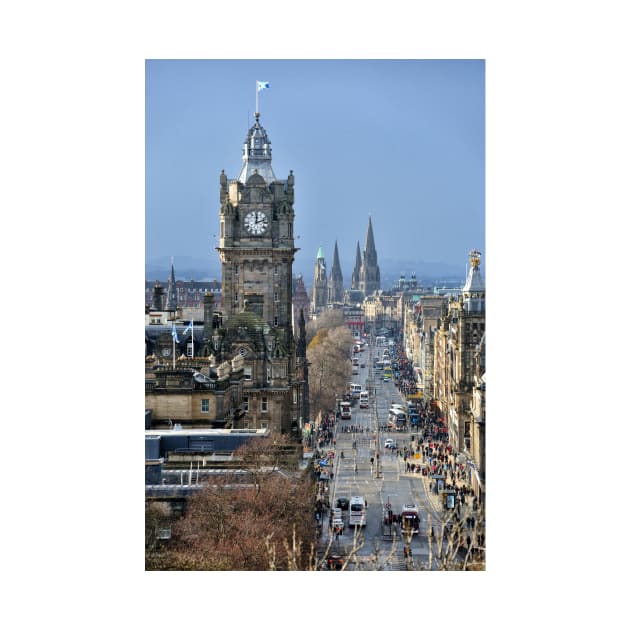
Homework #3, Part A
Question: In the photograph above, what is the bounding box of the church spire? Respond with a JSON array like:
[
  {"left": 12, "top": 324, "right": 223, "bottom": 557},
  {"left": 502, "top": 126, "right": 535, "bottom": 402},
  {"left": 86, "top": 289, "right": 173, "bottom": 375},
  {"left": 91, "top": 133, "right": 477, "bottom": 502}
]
[
  {"left": 359, "top": 215, "right": 380, "bottom": 295},
  {"left": 351, "top": 241, "right": 362, "bottom": 290},
  {"left": 165, "top": 258, "right": 178, "bottom": 313},
  {"left": 329, "top": 240, "right": 344, "bottom": 303}
]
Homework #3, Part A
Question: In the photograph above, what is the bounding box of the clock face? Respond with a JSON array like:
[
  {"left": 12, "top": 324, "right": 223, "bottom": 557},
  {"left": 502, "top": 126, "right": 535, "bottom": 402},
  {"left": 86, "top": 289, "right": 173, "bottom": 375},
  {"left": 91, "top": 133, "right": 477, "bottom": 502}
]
[
  {"left": 244, "top": 210, "right": 269, "bottom": 235},
  {"left": 162, "top": 347, "right": 171, "bottom": 357}
]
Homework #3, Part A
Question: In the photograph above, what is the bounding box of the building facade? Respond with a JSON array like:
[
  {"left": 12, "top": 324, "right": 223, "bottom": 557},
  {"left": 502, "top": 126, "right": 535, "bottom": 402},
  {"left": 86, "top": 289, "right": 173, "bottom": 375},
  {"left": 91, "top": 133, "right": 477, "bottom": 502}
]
[
  {"left": 433, "top": 250, "right": 485, "bottom": 462},
  {"left": 214, "top": 112, "right": 303, "bottom": 436},
  {"left": 311, "top": 246, "right": 328, "bottom": 313}
]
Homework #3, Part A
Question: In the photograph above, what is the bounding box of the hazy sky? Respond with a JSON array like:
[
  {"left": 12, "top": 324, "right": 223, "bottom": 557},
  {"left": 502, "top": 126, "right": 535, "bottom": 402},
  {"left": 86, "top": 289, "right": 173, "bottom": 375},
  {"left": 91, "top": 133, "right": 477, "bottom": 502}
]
[{"left": 146, "top": 59, "right": 484, "bottom": 281}]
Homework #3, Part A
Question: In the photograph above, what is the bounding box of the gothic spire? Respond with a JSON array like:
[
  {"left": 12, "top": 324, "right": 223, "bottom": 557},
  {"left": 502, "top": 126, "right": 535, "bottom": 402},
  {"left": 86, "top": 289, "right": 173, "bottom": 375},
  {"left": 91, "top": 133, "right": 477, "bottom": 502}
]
[
  {"left": 359, "top": 216, "right": 380, "bottom": 295},
  {"left": 329, "top": 240, "right": 344, "bottom": 303},
  {"left": 351, "top": 241, "right": 362, "bottom": 290},
  {"left": 165, "top": 258, "right": 178, "bottom": 312}
]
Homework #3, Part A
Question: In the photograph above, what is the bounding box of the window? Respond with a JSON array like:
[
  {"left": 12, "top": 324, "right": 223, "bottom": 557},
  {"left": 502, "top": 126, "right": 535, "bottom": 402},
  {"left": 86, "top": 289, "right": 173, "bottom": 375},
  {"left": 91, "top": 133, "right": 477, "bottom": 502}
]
[
  {"left": 187, "top": 342, "right": 193, "bottom": 357},
  {"left": 274, "top": 292, "right": 279, "bottom": 302},
  {"left": 261, "top": 397, "right": 268, "bottom": 413},
  {"left": 234, "top": 292, "right": 238, "bottom": 303},
  {"left": 235, "top": 264, "right": 239, "bottom": 276},
  {"left": 274, "top": 264, "right": 278, "bottom": 276},
  {"left": 267, "top": 367, "right": 271, "bottom": 383},
  {"left": 201, "top": 399, "right": 209, "bottom": 413},
  {"left": 273, "top": 316, "right": 278, "bottom": 327},
  {"left": 244, "top": 366, "right": 252, "bottom": 381},
  {"left": 243, "top": 396, "right": 249, "bottom": 411}
]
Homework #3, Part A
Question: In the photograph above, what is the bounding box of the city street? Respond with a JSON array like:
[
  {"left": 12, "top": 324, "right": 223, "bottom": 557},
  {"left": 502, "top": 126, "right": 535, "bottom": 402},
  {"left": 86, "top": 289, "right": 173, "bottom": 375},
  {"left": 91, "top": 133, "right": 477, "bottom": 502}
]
[{"left": 320, "top": 341, "right": 455, "bottom": 570}]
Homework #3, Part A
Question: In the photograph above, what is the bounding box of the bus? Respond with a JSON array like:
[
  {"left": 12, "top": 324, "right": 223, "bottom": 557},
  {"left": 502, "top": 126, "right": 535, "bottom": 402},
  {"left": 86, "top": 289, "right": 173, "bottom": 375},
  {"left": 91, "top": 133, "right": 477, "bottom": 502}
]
[
  {"left": 359, "top": 391, "right": 369, "bottom": 409},
  {"left": 350, "top": 383, "right": 362, "bottom": 399},
  {"left": 400, "top": 504, "right": 420, "bottom": 535},
  {"left": 383, "top": 367, "right": 393, "bottom": 382},
  {"left": 339, "top": 401, "right": 352, "bottom": 420},
  {"left": 348, "top": 496, "right": 367, "bottom": 527}
]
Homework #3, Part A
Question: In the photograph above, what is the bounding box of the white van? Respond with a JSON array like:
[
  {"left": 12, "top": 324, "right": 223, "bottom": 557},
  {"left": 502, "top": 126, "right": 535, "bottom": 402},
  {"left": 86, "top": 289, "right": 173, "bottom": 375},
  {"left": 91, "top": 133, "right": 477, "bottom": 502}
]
[{"left": 359, "top": 391, "right": 369, "bottom": 408}]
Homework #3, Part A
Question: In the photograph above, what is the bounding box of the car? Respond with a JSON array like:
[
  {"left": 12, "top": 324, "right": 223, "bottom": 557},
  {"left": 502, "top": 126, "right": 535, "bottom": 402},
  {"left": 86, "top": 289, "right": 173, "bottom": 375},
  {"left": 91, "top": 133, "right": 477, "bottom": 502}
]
[
  {"left": 336, "top": 497, "right": 350, "bottom": 510},
  {"left": 360, "top": 362, "right": 365, "bottom": 368},
  {"left": 332, "top": 518, "right": 344, "bottom": 535},
  {"left": 326, "top": 553, "right": 344, "bottom": 570},
  {"left": 384, "top": 439, "right": 397, "bottom": 449}
]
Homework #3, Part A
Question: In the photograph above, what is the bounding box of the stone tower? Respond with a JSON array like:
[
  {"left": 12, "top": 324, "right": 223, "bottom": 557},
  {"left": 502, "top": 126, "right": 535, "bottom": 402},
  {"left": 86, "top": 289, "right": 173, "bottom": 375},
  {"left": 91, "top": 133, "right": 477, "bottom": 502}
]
[
  {"left": 215, "top": 112, "right": 301, "bottom": 436},
  {"left": 328, "top": 240, "right": 344, "bottom": 304},
  {"left": 351, "top": 241, "right": 362, "bottom": 290},
  {"left": 311, "top": 245, "right": 328, "bottom": 313},
  {"left": 359, "top": 215, "right": 381, "bottom": 296}
]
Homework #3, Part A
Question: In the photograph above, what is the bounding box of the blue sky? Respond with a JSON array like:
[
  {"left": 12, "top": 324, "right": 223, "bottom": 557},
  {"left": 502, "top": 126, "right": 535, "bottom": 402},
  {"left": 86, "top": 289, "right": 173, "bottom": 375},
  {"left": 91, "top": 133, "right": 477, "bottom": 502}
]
[{"left": 146, "top": 59, "right": 484, "bottom": 283}]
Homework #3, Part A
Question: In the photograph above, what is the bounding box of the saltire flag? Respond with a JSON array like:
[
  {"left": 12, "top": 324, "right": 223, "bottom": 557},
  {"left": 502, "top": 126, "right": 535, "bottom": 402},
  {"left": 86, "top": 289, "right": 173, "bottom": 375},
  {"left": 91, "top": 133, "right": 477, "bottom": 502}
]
[
  {"left": 171, "top": 324, "right": 180, "bottom": 343},
  {"left": 182, "top": 320, "right": 193, "bottom": 336},
  {"left": 256, "top": 81, "right": 270, "bottom": 91}
]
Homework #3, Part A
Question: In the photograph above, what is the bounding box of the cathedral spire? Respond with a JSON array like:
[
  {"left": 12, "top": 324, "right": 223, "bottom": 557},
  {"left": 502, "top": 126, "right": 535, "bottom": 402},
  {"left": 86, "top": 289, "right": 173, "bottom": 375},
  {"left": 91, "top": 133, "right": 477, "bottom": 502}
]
[
  {"left": 329, "top": 240, "right": 344, "bottom": 303},
  {"left": 359, "top": 216, "right": 380, "bottom": 296},
  {"left": 351, "top": 241, "right": 362, "bottom": 290}
]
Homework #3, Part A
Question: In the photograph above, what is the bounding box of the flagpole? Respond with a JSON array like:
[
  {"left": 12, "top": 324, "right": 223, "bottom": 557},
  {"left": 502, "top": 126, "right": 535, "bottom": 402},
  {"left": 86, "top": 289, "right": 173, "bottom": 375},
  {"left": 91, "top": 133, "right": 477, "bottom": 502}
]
[
  {"left": 255, "top": 80, "right": 258, "bottom": 115},
  {"left": 172, "top": 327, "right": 176, "bottom": 368},
  {"left": 191, "top": 321, "right": 194, "bottom": 358}
]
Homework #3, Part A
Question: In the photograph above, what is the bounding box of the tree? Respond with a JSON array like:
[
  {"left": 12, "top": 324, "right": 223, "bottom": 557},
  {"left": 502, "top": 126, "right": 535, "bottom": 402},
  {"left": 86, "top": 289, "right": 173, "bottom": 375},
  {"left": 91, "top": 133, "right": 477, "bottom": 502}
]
[
  {"left": 306, "top": 313, "right": 353, "bottom": 418},
  {"left": 145, "top": 433, "right": 318, "bottom": 571}
]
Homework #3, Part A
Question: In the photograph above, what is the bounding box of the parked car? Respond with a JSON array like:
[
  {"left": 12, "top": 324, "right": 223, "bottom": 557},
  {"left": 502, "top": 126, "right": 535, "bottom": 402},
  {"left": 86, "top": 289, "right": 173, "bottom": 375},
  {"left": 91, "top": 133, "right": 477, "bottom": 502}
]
[{"left": 336, "top": 497, "right": 350, "bottom": 510}]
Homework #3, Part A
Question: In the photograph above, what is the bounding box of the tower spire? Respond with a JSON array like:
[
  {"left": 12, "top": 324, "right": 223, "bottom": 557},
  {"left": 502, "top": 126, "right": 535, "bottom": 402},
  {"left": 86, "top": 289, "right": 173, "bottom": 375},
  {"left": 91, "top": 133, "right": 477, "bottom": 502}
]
[
  {"left": 166, "top": 258, "right": 178, "bottom": 313},
  {"left": 329, "top": 240, "right": 344, "bottom": 303},
  {"left": 359, "top": 216, "right": 380, "bottom": 296},
  {"left": 351, "top": 241, "right": 362, "bottom": 290}
]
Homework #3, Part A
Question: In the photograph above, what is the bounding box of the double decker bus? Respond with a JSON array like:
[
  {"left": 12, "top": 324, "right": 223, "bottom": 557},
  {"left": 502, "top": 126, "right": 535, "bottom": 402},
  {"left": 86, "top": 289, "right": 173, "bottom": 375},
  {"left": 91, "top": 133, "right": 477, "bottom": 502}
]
[{"left": 348, "top": 496, "right": 367, "bottom": 527}]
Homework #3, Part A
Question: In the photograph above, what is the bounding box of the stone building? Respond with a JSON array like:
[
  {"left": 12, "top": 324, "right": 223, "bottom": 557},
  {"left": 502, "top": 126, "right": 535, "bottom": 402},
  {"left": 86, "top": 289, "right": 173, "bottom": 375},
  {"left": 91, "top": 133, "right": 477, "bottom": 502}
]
[
  {"left": 214, "top": 112, "right": 303, "bottom": 437},
  {"left": 433, "top": 250, "right": 485, "bottom": 457},
  {"left": 291, "top": 273, "right": 310, "bottom": 335},
  {"left": 311, "top": 245, "right": 328, "bottom": 313}
]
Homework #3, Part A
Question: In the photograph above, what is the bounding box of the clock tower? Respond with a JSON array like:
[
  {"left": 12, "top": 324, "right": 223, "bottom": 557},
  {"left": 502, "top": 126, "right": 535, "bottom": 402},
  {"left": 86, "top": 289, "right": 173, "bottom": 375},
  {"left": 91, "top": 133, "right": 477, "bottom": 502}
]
[
  {"left": 216, "top": 112, "right": 302, "bottom": 436},
  {"left": 217, "top": 113, "right": 296, "bottom": 331}
]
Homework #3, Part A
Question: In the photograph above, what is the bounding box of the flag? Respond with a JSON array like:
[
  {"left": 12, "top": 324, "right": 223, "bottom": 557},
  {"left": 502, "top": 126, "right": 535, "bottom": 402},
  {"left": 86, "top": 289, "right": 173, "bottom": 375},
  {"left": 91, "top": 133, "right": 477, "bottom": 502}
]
[
  {"left": 171, "top": 324, "right": 179, "bottom": 343},
  {"left": 183, "top": 320, "right": 193, "bottom": 336},
  {"left": 256, "top": 81, "right": 270, "bottom": 91}
]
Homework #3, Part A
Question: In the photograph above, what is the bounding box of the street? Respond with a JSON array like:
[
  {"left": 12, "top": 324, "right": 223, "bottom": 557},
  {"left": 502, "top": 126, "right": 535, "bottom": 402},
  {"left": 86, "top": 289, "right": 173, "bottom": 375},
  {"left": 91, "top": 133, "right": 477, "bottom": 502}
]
[{"left": 319, "top": 340, "right": 458, "bottom": 570}]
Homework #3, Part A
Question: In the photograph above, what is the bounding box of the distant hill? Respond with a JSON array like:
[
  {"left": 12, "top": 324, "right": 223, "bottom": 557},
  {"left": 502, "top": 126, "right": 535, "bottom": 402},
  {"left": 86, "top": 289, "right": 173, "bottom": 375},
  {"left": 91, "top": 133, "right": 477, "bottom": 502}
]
[{"left": 145, "top": 255, "right": 477, "bottom": 287}]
